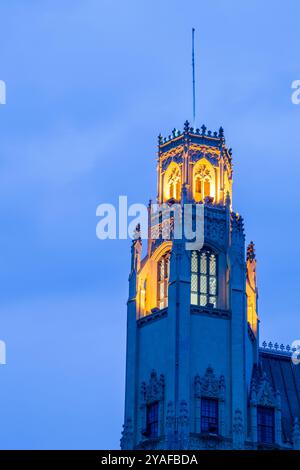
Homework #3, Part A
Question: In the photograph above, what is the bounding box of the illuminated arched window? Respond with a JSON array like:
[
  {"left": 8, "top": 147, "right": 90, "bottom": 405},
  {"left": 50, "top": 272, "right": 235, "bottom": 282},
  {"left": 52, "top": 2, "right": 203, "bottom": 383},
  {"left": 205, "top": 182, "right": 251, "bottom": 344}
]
[
  {"left": 164, "top": 163, "right": 181, "bottom": 201},
  {"left": 191, "top": 249, "right": 217, "bottom": 308},
  {"left": 193, "top": 163, "right": 213, "bottom": 202},
  {"left": 157, "top": 253, "right": 170, "bottom": 309}
]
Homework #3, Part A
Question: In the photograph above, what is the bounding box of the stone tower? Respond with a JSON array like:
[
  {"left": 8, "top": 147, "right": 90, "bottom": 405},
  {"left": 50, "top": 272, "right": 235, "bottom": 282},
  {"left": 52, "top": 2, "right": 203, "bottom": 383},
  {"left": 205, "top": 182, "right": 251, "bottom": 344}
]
[{"left": 121, "top": 121, "right": 260, "bottom": 450}]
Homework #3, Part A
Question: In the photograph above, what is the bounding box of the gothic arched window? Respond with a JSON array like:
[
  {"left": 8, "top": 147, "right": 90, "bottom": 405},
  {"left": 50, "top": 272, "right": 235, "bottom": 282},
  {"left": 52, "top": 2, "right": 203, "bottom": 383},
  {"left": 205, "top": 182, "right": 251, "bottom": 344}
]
[
  {"left": 193, "top": 163, "right": 213, "bottom": 202},
  {"left": 191, "top": 249, "right": 217, "bottom": 308},
  {"left": 157, "top": 253, "right": 170, "bottom": 309},
  {"left": 164, "top": 163, "right": 181, "bottom": 201}
]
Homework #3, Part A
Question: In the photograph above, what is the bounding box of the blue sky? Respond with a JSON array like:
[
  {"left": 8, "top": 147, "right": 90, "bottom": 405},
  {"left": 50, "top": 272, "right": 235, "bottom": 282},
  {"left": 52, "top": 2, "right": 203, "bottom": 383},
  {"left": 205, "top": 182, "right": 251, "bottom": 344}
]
[{"left": 0, "top": 0, "right": 299, "bottom": 449}]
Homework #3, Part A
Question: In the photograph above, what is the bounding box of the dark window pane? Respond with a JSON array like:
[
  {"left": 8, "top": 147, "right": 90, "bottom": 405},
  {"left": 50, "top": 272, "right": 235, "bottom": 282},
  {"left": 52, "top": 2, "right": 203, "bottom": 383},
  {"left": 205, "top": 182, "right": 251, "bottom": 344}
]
[
  {"left": 201, "top": 398, "right": 218, "bottom": 434},
  {"left": 147, "top": 402, "right": 159, "bottom": 438},
  {"left": 257, "top": 406, "right": 274, "bottom": 444}
]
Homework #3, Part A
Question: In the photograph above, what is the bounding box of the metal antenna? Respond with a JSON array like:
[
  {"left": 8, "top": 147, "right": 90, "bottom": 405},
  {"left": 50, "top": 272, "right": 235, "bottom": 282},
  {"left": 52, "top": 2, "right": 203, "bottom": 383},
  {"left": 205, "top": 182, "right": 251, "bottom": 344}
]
[{"left": 192, "top": 28, "right": 196, "bottom": 127}]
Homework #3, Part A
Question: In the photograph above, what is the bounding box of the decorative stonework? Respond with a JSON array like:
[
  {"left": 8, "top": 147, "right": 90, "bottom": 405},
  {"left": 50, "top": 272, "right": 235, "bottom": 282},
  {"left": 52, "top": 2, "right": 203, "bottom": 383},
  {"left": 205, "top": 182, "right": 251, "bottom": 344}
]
[
  {"left": 205, "top": 218, "right": 226, "bottom": 244},
  {"left": 255, "top": 372, "right": 277, "bottom": 407},
  {"left": 249, "top": 366, "right": 282, "bottom": 446},
  {"left": 260, "top": 341, "right": 296, "bottom": 356},
  {"left": 120, "top": 418, "right": 134, "bottom": 450},
  {"left": 161, "top": 151, "right": 184, "bottom": 172},
  {"left": 166, "top": 401, "right": 175, "bottom": 430},
  {"left": 194, "top": 366, "right": 226, "bottom": 439},
  {"left": 140, "top": 370, "right": 165, "bottom": 404},
  {"left": 190, "top": 147, "right": 220, "bottom": 167},
  {"left": 232, "top": 409, "right": 244, "bottom": 449},
  {"left": 194, "top": 163, "right": 212, "bottom": 181},
  {"left": 139, "top": 370, "right": 165, "bottom": 444},
  {"left": 231, "top": 212, "right": 245, "bottom": 240},
  {"left": 178, "top": 400, "right": 189, "bottom": 450},
  {"left": 195, "top": 366, "right": 226, "bottom": 399},
  {"left": 167, "top": 166, "right": 180, "bottom": 185}
]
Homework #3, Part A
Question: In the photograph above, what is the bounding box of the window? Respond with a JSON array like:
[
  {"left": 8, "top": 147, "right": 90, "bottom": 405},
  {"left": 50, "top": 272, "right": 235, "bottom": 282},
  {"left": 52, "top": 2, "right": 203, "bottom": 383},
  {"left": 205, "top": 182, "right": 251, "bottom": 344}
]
[
  {"left": 201, "top": 398, "right": 218, "bottom": 434},
  {"left": 257, "top": 406, "right": 275, "bottom": 444},
  {"left": 191, "top": 249, "right": 217, "bottom": 308},
  {"left": 146, "top": 402, "right": 159, "bottom": 438},
  {"left": 193, "top": 163, "right": 213, "bottom": 202},
  {"left": 165, "top": 163, "right": 181, "bottom": 201},
  {"left": 157, "top": 253, "right": 170, "bottom": 309}
]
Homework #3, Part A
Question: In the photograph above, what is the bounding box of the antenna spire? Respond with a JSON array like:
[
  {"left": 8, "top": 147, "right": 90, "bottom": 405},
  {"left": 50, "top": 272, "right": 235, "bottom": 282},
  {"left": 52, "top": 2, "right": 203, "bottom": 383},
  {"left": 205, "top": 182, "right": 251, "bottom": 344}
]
[{"left": 192, "top": 28, "right": 196, "bottom": 127}]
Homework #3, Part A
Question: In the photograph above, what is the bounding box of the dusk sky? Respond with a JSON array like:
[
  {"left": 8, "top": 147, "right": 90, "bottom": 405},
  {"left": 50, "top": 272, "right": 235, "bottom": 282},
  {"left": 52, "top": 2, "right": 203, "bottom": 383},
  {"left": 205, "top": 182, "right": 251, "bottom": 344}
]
[{"left": 0, "top": 0, "right": 299, "bottom": 449}]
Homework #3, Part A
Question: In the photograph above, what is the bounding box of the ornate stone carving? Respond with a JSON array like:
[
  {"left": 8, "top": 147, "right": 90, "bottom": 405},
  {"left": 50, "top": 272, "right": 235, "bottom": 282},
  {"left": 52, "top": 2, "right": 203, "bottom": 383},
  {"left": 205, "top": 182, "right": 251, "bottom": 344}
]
[
  {"left": 167, "top": 166, "right": 180, "bottom": 185},
  {"left": 178, "top": 400, "right": 189, "bottom": 450},
  {"left": 194, "top": 164, "right": 212, "bottom": 181},
  {"left": 189, "top": 146, "right": 220, "bottom": 166},
  {"left": 195, "top": 366, "right": 225, "bottom": 399},
  {"left": 256, "top": 372, "right": 277, "bottom": 407},
  {"left": 166, "top": 401, "right": 176, "bottom": 449},
  {"left": 232, "top": 409, "right": 244, "bottom": 449},
  {"left": 205, "top": 218, "right": 226, "bottom": 244},
  {"left": 166, "top": 401, "right": 175, "bottom": 431},
  {"left": 141, "top": 370, "right": 165, "bottom": 404},
  {"left": 161, "top": 149, "right": 184, "bottom": 172},
  {"left": 120, "top": 418, "right": 134, "bottom": 450}
]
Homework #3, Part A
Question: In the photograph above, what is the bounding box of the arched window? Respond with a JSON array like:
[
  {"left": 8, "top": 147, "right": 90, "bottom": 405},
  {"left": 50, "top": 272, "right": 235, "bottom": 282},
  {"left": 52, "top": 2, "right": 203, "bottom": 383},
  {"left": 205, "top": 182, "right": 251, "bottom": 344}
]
[
  {"left": 157, "top": 253, "right": 170, "bottom": 309},
  {"left": 191, "top": 249, "right": 217, "bottom": 308},
  {"left": 164, "top": 163, "right": 181, "bottom": 201},
  {"left": 193, "top": 162, "right": 213, "bottom": 202}
]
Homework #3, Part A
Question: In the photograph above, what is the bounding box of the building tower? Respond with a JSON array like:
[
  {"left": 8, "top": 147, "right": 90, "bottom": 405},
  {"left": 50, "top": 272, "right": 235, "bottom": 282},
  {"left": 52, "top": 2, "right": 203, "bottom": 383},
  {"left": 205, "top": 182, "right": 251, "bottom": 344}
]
[{"left": 120, "top": 121, "right": 299, "bottom": 450}]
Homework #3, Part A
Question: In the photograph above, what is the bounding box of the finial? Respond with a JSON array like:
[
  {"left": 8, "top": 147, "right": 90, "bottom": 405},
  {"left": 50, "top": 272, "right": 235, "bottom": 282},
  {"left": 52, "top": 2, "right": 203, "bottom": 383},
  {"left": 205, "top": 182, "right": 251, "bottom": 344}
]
[
  {"left": 201, "top": 124, "right": 206, "bottom": 135},
  {"left": 158, "top": 133, "right": 163, "bottom": 145},
  {"left": 247, "top": 241, "right": 256, "bottom": 262},
  {"left": 172, "top": 128, "right": 176, "bottom": 138},
  {"left": 218, "top": 126, "right": 224, "bottom": 140},
  {"left": 184, "top": 120, "right": 190, "bottom": 133}
]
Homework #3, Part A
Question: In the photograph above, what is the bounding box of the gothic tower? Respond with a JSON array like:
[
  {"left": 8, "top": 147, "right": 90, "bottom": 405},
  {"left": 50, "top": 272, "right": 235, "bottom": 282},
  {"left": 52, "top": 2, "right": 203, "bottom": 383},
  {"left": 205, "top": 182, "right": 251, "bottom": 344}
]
[{"left": 121, "top": 121, "right": 260, "bottom": 450}]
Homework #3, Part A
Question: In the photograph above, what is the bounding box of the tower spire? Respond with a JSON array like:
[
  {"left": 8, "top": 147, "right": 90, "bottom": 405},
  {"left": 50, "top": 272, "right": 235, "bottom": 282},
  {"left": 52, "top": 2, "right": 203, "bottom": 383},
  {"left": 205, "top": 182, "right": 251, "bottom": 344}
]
[{"left": 192, "top": 28, "right": 196, "bottom": 127}]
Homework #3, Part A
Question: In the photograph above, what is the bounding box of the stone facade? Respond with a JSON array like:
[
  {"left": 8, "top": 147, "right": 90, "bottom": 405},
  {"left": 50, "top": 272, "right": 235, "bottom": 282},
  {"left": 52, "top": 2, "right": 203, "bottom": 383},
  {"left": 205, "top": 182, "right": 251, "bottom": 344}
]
[{"left": 121, "top": 122, "right": 300, "bottom": 450}]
